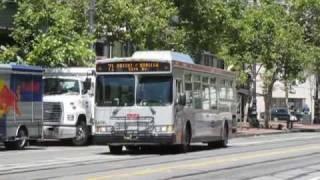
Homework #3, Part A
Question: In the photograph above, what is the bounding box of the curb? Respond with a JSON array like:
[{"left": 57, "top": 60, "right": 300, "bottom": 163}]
[
  {"left": 233, "top": 131, "right": 287, "bottom": 138},
  {"left": 233, "top": 128, "right": 320, "bottom": 138}
]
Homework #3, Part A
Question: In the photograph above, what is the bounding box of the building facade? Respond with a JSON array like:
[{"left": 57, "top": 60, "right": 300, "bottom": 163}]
[{"left": 256, "top": 67, "right": 315, "bottom": 124}]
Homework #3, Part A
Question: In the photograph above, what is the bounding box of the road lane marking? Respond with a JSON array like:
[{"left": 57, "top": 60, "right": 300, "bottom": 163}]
[
  {"left": 88, "top": 144, "right": 320, "bottom": 180},
  {"left": 309, "top": 177, "right": 320, "bottom": 180},
  {"left": 231, "top": 135, "right": 320, "bottom": 146}
]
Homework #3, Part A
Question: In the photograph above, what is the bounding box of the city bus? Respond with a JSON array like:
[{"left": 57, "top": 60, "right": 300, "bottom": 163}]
[{"left": 93, "top": 51, "right": 237, "bottom": 154}]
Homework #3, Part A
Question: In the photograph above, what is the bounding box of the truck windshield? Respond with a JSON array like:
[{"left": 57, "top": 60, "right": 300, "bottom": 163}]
[
  {"left": 96, "top": 75, "right": 135, "bottom": 106},
  {"left": 44, "top": 78, "right": 80, "bottom": 95},
  {"left": 137, "top": 75, "right": 172, "bottom": 106}
]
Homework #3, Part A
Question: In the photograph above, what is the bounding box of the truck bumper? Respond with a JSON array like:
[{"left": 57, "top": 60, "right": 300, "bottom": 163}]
[
  {"left": 43, "top": 125, "right": 76, "bottom": 139},
  {"left": 93, "top": 133, "right": 176, "bottom": 146}
]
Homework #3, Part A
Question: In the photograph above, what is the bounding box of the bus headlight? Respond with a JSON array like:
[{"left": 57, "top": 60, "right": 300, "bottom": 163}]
[{"left": 155, "top": 125, "right": 173, "bottom": 133}]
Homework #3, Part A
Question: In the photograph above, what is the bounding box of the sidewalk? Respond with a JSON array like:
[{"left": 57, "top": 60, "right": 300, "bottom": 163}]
[{"left": 234, "top": 122, "right": 320, "bottom": 137}]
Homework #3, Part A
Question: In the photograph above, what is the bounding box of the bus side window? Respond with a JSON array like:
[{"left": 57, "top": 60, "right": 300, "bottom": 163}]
[
  {"left": 185, "top": 82, "right": 192, "bottom": 107},
  {"left": 176, "top": 79, "right": 182, "bottom": 103},
  {"left": 210, "top": 86, "right": 218, "bottom": 109},
  {"left": 193, "top": 82, "right": 202, "bottom": 109},
  {"left": 220, "top": 80, "right": 227, "bottom": 99}
]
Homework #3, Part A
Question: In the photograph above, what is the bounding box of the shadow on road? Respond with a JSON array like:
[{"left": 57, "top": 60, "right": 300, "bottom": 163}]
[
  {"left": 98, "top": 144, "right": 227, "bottom": 156},
  {"left": 0, "top": 146, "right": 46, "bottom": 151}
]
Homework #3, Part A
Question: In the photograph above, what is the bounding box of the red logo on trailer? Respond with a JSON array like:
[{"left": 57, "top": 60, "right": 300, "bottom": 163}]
[{"left": 0, "top": 80, "right": 21, "bottom": 118}]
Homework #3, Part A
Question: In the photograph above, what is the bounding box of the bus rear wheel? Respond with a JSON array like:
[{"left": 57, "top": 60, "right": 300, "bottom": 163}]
[
  {"left": 109, "top": 145, "right": 123, "bottom": 154},
  {"left": 217, "top": 124, "right": 229, "bottom": 148},
  {"left": 5, "top": 128, "right": 28, "bottom": 150},
  {"left": 208, "top": 124, "right": 229, "bottom": 148}
]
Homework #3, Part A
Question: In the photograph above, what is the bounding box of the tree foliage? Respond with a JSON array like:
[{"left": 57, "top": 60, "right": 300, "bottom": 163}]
[
  {"left": 95, "top": 0, "right": 181, "bottom": 51},
  {"left": 1, "top": 0, "right": 95, "bottom": 67},
  {"left": 173, "top": 0, "right": 238, "bottom": 58},
  {"left": 221, "top": 0, "right": 306, "bottom": 127},
  {"left": 290, "top": 0, "right": 320, "bottom": 71}
]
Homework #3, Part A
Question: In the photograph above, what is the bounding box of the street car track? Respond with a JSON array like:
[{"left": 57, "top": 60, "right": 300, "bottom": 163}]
[{"left": 0, "top": 140, "right": 319, "bottom": 178}]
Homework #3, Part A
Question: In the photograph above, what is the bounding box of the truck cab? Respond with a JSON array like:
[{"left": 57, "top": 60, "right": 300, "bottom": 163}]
[{"left": 42, "top": 68, "right": 95, "bottom": 146}]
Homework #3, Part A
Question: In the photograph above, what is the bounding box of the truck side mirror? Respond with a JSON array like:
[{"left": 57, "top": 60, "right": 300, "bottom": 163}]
[{"left": 84, "top": 78, "right": 91, "bottom": 90}]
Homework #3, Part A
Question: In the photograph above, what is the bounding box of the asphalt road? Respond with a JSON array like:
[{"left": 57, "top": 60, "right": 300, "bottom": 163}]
[{"left": 0, "top": 132, "right": 320, "bottom": 180}]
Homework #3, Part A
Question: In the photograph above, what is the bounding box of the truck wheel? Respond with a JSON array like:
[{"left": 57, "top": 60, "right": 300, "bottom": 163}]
[
  {"left": 5, "top": 128, "right": 28, "bottom": 150},
  {"left": 109, "top": 145, "right": 123, "bottom": 154},
  {"left": 72, "top": 121, "right": 88, "bottom": 146}
]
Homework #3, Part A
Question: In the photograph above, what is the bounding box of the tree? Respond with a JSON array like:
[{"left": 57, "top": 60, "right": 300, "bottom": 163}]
[
  {"left": 222, "top": 0, "right": 306, "bottom": 128},
  {"left": 0, "top": 0, "right": 95, "bottom": 67},
  {"left": 173, "top": 0, "right": 237, "bottom": 59},
  {"left": 95, "top": 0, "right": 182, "bottom": 52},
  {"left": 290, "top": 0, "right": 320, "bottom": 123}
]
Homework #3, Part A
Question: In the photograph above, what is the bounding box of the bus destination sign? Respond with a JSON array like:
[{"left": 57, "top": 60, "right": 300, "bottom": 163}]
[{"left": 96, "top": 61, "right": 171, "bottom": 72}]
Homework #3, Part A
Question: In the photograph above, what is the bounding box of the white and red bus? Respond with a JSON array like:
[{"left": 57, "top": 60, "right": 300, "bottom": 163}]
[{"left": 93, "top": 51, "right": 237, "bottom": 154}]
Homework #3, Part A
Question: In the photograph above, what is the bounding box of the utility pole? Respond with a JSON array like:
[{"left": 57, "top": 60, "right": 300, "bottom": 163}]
[
  {"left": 89, "top": 0, "right": 96, "bottom": 53},
  {"left": 249, "top": 0, "right": 258, "bottom": 127}
]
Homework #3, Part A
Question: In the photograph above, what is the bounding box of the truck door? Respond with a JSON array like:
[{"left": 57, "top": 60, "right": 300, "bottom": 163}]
[{"left": 81, "top": 80, "right": 92, "bottom": 124}]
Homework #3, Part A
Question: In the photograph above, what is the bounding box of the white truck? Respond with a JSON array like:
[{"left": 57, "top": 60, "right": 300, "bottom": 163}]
[{"left": 42, "top": 68, "right": 95, "bottom": 146}]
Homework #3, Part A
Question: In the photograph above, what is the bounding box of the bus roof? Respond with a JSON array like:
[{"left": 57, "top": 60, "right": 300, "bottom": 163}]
[
  {"left": 132, "top": 51, "right": 194, "bottom": 64},
  {"left": 96, "top": 51, "right": 194, "bottom": 64}
]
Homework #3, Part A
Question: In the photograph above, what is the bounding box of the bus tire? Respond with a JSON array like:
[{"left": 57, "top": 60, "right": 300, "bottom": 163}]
[
  {"left": 218, "top": 123, "right": 229, "bottom": 148},
  {"left": 72, "top": 120, "right": 89, "bottom": 146},
  {"left": 5, "top": 127, "right": 28, "bottom": 150},
  {"left": 178, "top": 123, "right": 191, "bottom": 153},
  {"left": 109, "top": 145, "right": 123, "bottom": 154},
  {"left": 125, "top": 145, "right": 140, "bottom": 153}
]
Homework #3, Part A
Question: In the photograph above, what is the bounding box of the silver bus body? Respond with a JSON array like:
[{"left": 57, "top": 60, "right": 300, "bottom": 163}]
[{"left": 93, "top": 51, "right": 236, "bottom": 150}]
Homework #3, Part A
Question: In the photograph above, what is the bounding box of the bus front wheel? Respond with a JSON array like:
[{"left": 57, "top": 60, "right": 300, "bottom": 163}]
[
  {"left": 178, "top": 124, "right": 191, "bottom": 153},
  {"left": 109, "top": 145, "right": 123, "bottom": 154}
]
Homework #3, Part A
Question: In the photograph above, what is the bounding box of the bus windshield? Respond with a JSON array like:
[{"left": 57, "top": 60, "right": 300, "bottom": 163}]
[
  {"left": 137, "top": 75, "right": 172, "bottom": 106},
  {"left": 44, "top": 78, "right": 80, "bottom": 95},
  {"left": 96, "top": 75, "right": 135, "bottom": 106}
]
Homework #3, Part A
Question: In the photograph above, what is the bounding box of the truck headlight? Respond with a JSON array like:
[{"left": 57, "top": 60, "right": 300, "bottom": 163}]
[{"left": 67, "top": 114, "right": 74, "bottom": 121}]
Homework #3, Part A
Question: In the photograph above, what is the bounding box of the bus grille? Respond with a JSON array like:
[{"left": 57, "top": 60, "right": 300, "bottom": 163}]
[
  {"left": 43, "top": 102, "right": 62, "bottom": 122},
  {"left": 111, "top": 116, "right": 154, "bottom": 134}
]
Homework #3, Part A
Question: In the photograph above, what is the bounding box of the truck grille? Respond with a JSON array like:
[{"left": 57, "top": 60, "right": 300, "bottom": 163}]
[{"left": 43, "top": 102, "right": 62, "bottom": 122}]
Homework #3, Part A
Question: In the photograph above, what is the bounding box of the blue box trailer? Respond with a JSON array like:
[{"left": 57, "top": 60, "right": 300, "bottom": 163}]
[{"left": 0, "top": 64, "right": 43, "bottom": 150}]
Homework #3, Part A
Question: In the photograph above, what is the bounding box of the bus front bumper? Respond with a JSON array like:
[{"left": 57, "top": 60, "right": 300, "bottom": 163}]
[{"left": 93, "top": 133, "right": 176, "bottom": 146}]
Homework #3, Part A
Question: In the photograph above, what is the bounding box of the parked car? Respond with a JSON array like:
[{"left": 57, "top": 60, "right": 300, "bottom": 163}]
[{"left": 271, "top": 107, "right": 290, "bottom": 121}]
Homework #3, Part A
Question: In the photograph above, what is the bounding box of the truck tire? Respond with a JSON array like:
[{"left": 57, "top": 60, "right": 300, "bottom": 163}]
[
  {"left": 4, "top": 128, "right": 28, "bottom": 150},
  {"left": 72, "top": 121, "right": 89, "bottom": 146}
]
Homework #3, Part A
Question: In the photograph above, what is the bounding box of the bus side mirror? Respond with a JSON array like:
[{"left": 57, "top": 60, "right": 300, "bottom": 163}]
[
  {"left": 84, "top": 78, "right": 91, "bottom": 90},
  {"left": 178, "top": 94, "right": 186, "bottom": 106}
]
